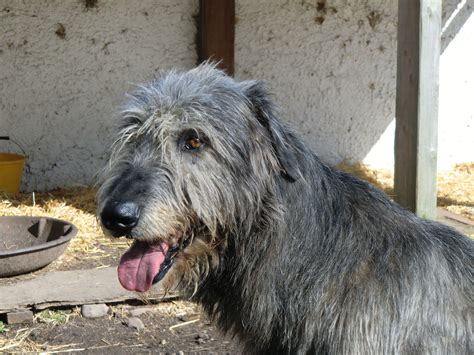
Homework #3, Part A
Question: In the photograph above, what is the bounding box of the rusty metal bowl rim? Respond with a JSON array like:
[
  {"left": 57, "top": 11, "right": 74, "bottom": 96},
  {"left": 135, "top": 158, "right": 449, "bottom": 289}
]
[{"left": 0, "top": 215, "right": 78, "bottom": 257}]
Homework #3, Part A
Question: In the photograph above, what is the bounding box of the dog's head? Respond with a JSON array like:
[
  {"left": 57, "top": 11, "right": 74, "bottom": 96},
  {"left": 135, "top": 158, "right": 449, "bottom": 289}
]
[{"left": 97, "top": 63, "right": 301, "bottom": 293}]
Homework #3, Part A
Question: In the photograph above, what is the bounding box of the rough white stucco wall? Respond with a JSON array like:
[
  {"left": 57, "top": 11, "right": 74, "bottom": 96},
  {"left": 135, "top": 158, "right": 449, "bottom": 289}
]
[
  {"left": 235, "top": 0, "right": 398, "bottom": 165},
  {"left": 0, "top": 0, "right": 198, "bottom": 191},
  {"left": 236, "top": 0, "right": 473, "bottom": 170},
  {"left": 1, "top": 0, "right": 472, "bottom": 191},
  {"left": 364, "top": 7, "right": 474, "bottom": 171}
]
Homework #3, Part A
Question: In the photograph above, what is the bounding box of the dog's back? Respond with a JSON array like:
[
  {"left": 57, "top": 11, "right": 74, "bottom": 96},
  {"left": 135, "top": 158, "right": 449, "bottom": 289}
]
[
  {"left": 197, "top": 153, "right": 474, "bottom": 354},
  {"left": 307, "top": 168, "right": 474, "bottom": 354}
]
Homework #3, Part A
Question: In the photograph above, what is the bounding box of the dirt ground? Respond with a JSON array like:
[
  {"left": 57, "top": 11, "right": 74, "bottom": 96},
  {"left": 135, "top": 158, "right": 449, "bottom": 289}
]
[{"left": 0, "top": 301, "right": 241, "bottom": 353}]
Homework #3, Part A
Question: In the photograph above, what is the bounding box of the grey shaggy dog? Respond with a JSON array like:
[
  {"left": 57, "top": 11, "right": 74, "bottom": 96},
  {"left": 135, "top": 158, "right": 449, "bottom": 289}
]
[{"left": 97, "top": 64, "right": 473, "bottom": 354}]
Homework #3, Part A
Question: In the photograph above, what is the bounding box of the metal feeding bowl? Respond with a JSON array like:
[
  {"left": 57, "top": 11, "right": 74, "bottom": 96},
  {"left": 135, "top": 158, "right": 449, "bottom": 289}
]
[{"left": 0, "top": 216, "right": 77, "bottom": 277}]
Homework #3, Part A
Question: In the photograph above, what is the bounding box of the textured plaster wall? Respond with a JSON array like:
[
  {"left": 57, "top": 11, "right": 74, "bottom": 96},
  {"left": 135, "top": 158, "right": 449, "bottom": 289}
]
[
  {"left": 365, "top": 1, "right": 474, "bottom": 171},
  {"left": 1, "top": 0, "right": 472, "bottom": 191},
  {"left": 235, "top": 0, "right": 398, "bottom": 164},
  {"left": 235, "top": 0, "right": 473, "bottom": 170},
  {"left": 0, "top": 0, "right": 198, "bottom": 191}
]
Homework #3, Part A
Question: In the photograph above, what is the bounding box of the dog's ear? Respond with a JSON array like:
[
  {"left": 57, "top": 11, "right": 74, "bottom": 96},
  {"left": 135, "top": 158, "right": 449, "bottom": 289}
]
[{"left": 242, "top": 80, "right": 300, "bottom": 182}]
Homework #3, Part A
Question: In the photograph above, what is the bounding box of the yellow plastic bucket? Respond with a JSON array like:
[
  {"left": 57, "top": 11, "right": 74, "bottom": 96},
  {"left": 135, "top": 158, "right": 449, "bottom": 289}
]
[{"left": 0, "top": 153, "right": 25, "bottom": 193}]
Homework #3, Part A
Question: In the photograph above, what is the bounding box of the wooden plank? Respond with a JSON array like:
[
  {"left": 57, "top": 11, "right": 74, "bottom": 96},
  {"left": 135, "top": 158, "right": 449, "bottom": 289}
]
[
  {"left": 441, "top": 0, "right": 473, "bottom": 52},
  {"left": 416, "top": 0, "right": 441, "bottom": 219},
  {"left": 394, "top": 0, "right": 441, "bottom": 219},
  {"left": 0, "top": 267, "right": 178, "bottom": 313},
  {"left": 437, "top": 208, "right": 474, "bottom": 237},
  {"left": 197, "top": 0, "right": 235, "bottom": 75},
  {"left": 395, "top": 0, "right": 421, "bottom": 214},
  {"left": 438, "top": 208, "right": 474, "bottom": 227}
]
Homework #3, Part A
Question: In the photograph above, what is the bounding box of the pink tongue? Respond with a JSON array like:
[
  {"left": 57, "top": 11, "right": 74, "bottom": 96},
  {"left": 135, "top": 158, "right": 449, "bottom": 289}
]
[{"left": 117, "top": 241, "right": 169, "bottom": 292}]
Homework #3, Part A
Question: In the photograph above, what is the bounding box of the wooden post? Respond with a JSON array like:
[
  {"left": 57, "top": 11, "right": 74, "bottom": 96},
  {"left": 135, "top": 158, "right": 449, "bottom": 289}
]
[
  {"left": 394, "top": 0, "right": 441, "bottom": 220},
  {"left": 197, "top": 0, "right": 235, "bottom": 75}
]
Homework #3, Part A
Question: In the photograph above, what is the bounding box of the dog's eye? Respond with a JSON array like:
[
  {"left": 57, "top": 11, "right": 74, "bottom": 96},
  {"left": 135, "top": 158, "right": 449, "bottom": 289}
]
[{"left": 184, "top": 137, "right": 202, "bottom": 151}]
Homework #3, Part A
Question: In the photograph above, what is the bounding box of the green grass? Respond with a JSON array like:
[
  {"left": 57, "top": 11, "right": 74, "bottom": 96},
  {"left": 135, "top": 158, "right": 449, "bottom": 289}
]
[
  {"left": 35, "top": 310, "right": 74, "bottom": 326},
  {"left": 0, "top": 321, "right": 8, "bottom": 334}
]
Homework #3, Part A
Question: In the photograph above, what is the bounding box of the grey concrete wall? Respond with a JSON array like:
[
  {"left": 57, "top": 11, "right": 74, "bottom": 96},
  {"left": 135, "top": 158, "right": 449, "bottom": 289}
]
[
  {"left": 235, "top": 0, "right": 473, "bottom": 169},
  {"left": 364, "top": 13, "right": 474, "bottom": 171},
  {"left": 0, "top": 0, "right": 198, "bottom": 191},
  {"left": 235, "top": 0, "right": 398, "bottom": 165},
  {"left": 1, "top": 0, "right": 472, "bottom": 191}
]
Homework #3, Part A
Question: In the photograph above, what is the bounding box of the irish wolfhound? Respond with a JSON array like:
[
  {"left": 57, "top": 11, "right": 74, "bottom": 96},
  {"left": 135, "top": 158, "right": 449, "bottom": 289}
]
[{"left": 97, "top": 64, "right": 473, "bottom": 354}]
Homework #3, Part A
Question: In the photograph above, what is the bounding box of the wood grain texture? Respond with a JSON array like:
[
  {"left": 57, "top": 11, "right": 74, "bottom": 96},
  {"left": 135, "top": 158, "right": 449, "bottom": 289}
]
[
  {"left": 197, "top": 0, "right": 235, "bottom": 75},
  {"left": 0, "top": 267, "right": 178, "bottom": 313},
  {"left": 395, "top": 0, "right": 441, "bottom": 219}
]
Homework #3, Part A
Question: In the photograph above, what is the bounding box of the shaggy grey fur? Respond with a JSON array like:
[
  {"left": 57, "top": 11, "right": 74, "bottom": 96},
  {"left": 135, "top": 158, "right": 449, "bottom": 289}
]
[{"left": 97, "top": 64, "right": 474, "bottom": 354}]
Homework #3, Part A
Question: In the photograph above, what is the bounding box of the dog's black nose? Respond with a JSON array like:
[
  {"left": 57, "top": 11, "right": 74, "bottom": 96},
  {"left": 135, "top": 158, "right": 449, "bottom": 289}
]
[{"left": 100, "top": 201, "right": 140, "bottom": 235}]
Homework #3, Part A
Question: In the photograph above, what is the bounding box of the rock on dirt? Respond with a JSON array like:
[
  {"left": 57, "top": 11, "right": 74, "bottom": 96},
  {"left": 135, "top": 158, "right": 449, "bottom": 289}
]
[
  {"left": 2, "top": 301, "right": 241, "bottom": 352},
  {"left": 176, "top": 312, "right": 189, "bottom": 321},
  {"left": 195, "top": 331, "right": 211, "bottom": 344},
  {"left": 129, "top": 306, "right": 154, "bottom": 317},
  {"left": 6, "top": 309, "right": 34, "bottom": 324},
  {"left": 125, "top": 316, "right": 145, "bottom": 331},
  {"left": 81, "top": 304, "right": 109, "bottom": 318}
]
